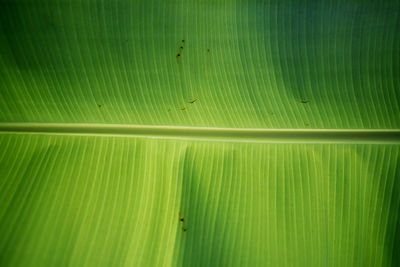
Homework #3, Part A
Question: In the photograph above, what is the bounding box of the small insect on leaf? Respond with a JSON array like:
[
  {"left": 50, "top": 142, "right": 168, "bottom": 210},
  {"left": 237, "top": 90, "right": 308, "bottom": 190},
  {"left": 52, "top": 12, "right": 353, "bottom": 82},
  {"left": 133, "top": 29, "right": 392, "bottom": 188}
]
[
  {"left": 300, "top": 100, "right": 310, "bottom": 104},
  {"left": 188, "top": 99, "right": 198, "bottom": 104}
]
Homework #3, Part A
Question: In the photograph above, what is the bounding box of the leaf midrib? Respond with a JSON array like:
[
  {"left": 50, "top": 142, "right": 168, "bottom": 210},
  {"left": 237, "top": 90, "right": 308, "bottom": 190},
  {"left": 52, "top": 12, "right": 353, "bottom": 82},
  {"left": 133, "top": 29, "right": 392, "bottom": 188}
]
[{"left": 0, "top": 123, "right": 399, "bottom": 144}]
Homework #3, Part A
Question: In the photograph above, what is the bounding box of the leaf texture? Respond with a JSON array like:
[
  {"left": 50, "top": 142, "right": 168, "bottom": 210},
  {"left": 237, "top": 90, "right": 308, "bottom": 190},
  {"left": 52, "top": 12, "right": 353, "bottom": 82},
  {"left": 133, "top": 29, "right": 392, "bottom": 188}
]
[
  {"left": 0, "top": 0, "right": 399, "bottom": 128},
  {"left": 0, "top": 134, "right": 399, "bottom": 266},
  {"left": 1, "top": 0, "right": 400, "bottom": 266}
]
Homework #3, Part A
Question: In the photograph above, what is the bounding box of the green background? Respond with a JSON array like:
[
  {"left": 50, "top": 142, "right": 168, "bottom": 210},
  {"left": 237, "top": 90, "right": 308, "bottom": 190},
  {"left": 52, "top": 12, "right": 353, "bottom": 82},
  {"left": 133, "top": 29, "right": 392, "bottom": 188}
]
[{"left": 1, "top": 0, "right": 400, "bottom": 266}]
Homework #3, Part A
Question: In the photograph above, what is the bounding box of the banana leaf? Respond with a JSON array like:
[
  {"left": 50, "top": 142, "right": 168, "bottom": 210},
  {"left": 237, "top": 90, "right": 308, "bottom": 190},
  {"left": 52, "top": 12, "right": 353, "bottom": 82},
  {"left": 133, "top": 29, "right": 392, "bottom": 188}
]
[{"left": 0, "top": 0, "right": 399, "bottom": 266}]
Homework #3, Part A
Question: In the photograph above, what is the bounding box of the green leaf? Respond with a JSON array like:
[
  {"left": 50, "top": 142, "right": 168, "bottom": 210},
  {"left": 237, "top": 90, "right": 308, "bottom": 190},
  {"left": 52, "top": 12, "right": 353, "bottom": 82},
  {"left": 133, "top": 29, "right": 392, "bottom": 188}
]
[
  {"left": 1, "top": 0, "right": 399, "bottom": 128},
  {"left": 0, "top": 0, "right": 399, "bottom": 266}
]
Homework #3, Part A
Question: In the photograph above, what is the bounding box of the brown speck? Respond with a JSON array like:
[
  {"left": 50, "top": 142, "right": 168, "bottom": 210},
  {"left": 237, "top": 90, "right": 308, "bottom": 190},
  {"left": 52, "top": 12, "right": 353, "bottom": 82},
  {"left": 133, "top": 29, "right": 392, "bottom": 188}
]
[
  {"left": 188, "top": 99, "right": 198, "bottom": 104},
  {"left": 177, "top": 53, "right": 181, "bottom": 57},
  {"left": 178, "top": 107, "right": 186, "bottom": 111},
  {"left": 182, "top": 40, "right": 185, "bottom": 43},
  {"left": 180, "top": 46, "right": 184, "bottom": 50}
]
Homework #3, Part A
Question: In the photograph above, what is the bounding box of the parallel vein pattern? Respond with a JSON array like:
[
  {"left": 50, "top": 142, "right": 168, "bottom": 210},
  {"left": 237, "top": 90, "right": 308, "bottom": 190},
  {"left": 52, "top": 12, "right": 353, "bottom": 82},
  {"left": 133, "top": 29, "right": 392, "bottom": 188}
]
[
  {"left": 0, "top": 134, "right": 399, "bottom": 266},
  {"left": 1, "top": 0, "right": 400, "bottom": 266},
  {"left": 1, "top": 0, "right": 399, "bottom": 128}
]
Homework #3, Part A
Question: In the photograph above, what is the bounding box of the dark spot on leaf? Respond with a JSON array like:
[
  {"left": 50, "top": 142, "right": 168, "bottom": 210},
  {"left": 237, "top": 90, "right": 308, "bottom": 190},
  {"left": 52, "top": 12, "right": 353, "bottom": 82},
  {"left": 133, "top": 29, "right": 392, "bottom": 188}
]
[
  {"left": 300, "top": 100, "right": 309, "bottom": 104},
  {"left": 182, "top": 40, "right": 185, "bottom": 43},
  {"left": 178, "top": 107, "right": 186, "bottom": 111},
  {"left": 177, "top": 53, "right": 181, "bottom": 57},
  {"left": 180, "top": 46, "right": 184, "bottom": 50},
  {"left": 97, "top": 104, "right": 102, "bottom": 108},
  {"left": 188, "top": 99, "right": 198, "bottom": 104}
]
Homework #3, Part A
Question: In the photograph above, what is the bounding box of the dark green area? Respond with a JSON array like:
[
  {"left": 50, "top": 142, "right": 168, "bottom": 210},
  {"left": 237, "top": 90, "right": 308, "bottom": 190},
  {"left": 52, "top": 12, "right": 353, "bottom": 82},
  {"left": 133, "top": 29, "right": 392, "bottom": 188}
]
[{"left": 1, "top": 0, "right": 399, "bottom": 128}]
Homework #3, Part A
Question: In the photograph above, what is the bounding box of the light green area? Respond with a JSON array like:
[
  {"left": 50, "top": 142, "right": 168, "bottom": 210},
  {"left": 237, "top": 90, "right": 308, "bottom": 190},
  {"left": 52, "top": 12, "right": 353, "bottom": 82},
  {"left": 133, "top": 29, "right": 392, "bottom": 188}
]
[
  {"left": 0, "top": 134, "right": 399, "bottom": 266},
  {"left": 0, "top": 0, "right": 399, "bottom": 128}
]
